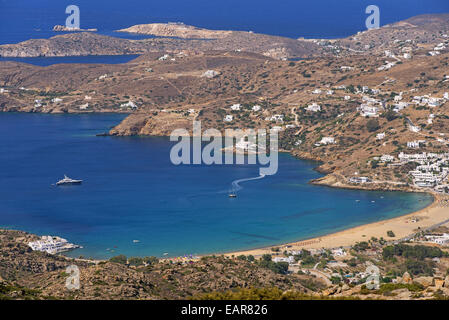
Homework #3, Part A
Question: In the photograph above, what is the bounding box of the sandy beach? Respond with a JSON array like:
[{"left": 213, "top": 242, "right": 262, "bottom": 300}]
[{"left": 226, "top": 193, "right": 449, "bottom": 257}]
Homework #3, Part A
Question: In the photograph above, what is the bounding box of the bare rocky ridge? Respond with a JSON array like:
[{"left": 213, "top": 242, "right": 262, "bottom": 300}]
[
  {"left": 118, "top": 22, "right": 233, "bottom": 39},
  {"left": 0, "top": 30, "right": 322, "bottom": 60},
  {"left": 0, "top": 229, "right": 316, "bottom": 300}
]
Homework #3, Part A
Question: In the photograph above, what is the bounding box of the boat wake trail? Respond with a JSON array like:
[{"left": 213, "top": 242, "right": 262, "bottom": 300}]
[{"left": 231, "top": 174, "right": 266, "bottom": 192}]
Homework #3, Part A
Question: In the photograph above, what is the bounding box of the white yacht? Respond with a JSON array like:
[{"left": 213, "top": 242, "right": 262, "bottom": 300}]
[{"left": 56, "top": 175, "right": 83, "bottom": 186}]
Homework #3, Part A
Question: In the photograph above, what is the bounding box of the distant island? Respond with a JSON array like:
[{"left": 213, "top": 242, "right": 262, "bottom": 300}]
[
  {"left": 53, "top": 25, "right": 97, "bottom": 32},
  {"left": 117, "top": 22, "right": 233, "bottom": 39}
]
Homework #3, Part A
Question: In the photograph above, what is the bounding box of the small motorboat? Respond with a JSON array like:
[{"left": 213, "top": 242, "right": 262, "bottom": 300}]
[
  {"left": 229, "top": 193, "right": 237, "bottom": 198},
  {"left": 55, "top": 175, "right": 83, "bottom": 186}
]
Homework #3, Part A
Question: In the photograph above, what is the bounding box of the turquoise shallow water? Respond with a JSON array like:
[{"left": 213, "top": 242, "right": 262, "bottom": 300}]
[{"left": 0, "top": 113, "right": 433, "bottom": 259}]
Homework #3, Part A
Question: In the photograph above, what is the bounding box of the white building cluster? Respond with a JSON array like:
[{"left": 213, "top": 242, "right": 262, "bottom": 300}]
[
  {"left": 397, "top": 152, "right": 449, "bottom": 189},
  {"left": 28, "top": 236, "right": 80, "bottom": 254},
  {"left": 424, "top": 233, "right": 449, "bottom": 245},
  {"left": 358, "top": 96, "right": 383, "bottom": 117}
]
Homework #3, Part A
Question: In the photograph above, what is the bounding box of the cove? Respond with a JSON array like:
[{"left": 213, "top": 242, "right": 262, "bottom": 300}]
[{"left": 0, "top": 113, "right": 433, "bottom": 259}]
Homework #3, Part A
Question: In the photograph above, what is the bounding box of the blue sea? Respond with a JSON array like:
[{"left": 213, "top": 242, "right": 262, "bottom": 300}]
[
  {"left": 0, "top": 113, "right": 433, "bottom": 259},
  {"left": 0, "top": 0, "right": 447, "bottom": 66},
  {"left": 0, "top": 0, "right": 448, "bottom": 44}
]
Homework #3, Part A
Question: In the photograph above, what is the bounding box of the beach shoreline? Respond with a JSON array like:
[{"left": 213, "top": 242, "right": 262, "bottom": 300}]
[{"left": 224, "top": 192, "right": 449, "bottom": 258}]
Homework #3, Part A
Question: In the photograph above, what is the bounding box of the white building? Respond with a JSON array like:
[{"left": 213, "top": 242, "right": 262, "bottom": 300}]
[
  {"left": 224, "top": 115, "right": 233, "bottom": 122},
  {"left": 360, "top": 104, "right": 380, "bottom": 117},
  {"left": 380, "top": 154, "right": 395, "bottom": 163},
  {"left": 320, "top": 137, "right": 336, "bottom": 145},
  {"left": 393, "top": 102, "right": 408, "bottom": 112},
  {"left": 158, "top": 54, "right": 170, "bottom": 61},
  {"left": 230, "top": 104, "right": 241, "bottom": 111},
  {"left": 428, "top": 97, "right": 442, "bottom": 108},
  {"left": 306, "top": 103, "right": 321, "bottom": 112},
  {"left": 252, "top": 105, "right": 261, "bottom": 112},
  {"left": 425, "top": 234, "right": 449, "bottom": 245},
  {"left": 202, "top": 70, "right": 220, "bottom": 78},
  {"left": 376, "top": 132, "right": 385, "bottom": 140},
  {"left": 79, "top": 103, "right": 89, "bottom": 110},
  {"left": 268, "top": 114, "right": 284, "bottom": 123},
  {"left": 28, "top": 236, "right": 79, "bottom": 254},
  {"left": 332, "top": 248, "right": 347, "bottom": 257},
  {"left": 407, "top": 140, "right": 425, "bottom": 149},
  {"left": 349, "top": 177, "right": 371, "bottom": 184},
  {"left": 410, "top": 125, "right": 421, "bottom": 133},
  {"left": 273, "top": 256, "right": 295, "bottom": 264},
  {"left": 120, "top": 101, "right": 138, "bottom": 109}
]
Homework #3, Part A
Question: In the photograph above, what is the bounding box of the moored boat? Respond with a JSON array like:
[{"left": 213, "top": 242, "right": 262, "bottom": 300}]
[{"left": 56, "top": 175, "right": 83, "bottom": 186}]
